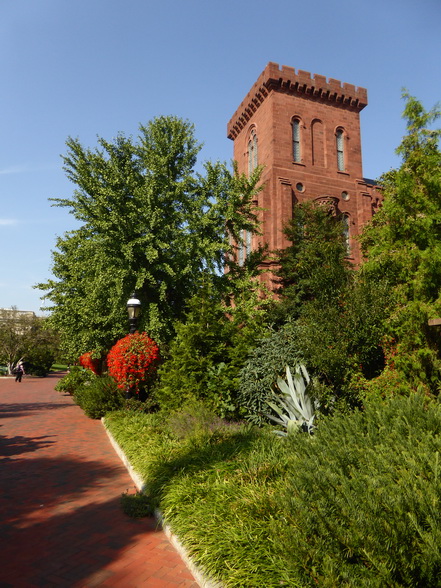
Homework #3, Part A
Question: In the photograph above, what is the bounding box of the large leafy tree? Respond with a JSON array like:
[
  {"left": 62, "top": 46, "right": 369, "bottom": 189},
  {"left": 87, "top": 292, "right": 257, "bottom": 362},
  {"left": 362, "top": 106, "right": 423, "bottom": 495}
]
[
  {"left": 359, "top": 94, "right": 441, "bottom": 390},
  {"left": 38, "top": 116, "right": 261, "bottom": 359}
]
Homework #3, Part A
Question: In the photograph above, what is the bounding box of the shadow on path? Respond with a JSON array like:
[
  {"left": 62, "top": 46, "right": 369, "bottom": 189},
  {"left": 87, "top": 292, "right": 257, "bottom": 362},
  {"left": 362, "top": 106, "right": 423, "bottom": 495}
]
[{"left": 0, "top": 453, "right": 160, "bottom": 587}]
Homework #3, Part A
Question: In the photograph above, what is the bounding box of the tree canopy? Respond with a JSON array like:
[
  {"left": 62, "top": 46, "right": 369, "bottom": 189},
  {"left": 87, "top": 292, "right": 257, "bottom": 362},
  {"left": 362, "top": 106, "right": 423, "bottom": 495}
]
[
  {"left": 38, "top": 116, "right": 261, "bottom": 359},
  {"left": 359, "top": 93, "right": 441, "bottom": 389}
]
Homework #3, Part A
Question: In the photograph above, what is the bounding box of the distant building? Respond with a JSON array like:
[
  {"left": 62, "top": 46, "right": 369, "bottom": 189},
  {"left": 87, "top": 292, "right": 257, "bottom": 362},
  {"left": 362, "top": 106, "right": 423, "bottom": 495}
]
[
  {"left": 0, "top": 308, "right": 37, "bottom": 334},
  {"left": 227, "top": 62, "right": 382, "bottom": 276},
  {"left": 0, "top": 308, "right": 36, "bottom": 321}
]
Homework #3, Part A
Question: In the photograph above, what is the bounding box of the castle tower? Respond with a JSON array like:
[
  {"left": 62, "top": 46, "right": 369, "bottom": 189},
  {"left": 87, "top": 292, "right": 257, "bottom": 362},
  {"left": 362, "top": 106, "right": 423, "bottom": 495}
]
[{"left": 227, "top": 62, "right": 382, "bottom": 269}]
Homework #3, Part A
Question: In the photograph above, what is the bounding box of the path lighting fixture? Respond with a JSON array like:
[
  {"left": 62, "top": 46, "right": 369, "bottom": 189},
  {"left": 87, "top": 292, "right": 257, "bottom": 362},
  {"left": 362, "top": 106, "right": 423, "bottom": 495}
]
[{"left": 127, "top": 293, "right": 141, "bottom": 334}]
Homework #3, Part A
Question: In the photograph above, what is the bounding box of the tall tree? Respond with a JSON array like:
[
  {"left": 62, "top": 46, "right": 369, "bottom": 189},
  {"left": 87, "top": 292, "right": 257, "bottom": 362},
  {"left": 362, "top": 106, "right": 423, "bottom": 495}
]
[
  {"left": 359, "top": 93, "right": 441, "bottom": 390},
  {"left": 262, "top": 202, "right": 387, "bottom": 412},
  {"left": 271, "top": 201, "right": 353, "bottom": 324},
  {"left": 38, "top": 116, "right": 261, "bottom": 359}
]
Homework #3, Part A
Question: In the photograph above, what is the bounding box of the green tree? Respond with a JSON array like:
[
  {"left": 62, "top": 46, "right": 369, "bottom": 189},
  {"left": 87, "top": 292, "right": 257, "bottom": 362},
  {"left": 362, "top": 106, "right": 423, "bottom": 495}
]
[
  {"left": 360, "top": 93, "right": 441, "bottom": 391},
  {"left": 0, "top": 309, "right": 59, "bottom": 375},
  {"left": 38, "top": 116, "right": 261, "bottom": 359},
  {"left": 155, "top": 264, "right": 272, "bottom": 418},
  {"left": 247, "top": 201, "right": 388, "bottom": 415},
  {"left": 271, "top": 201, "right": 353, "bottom": 324}
]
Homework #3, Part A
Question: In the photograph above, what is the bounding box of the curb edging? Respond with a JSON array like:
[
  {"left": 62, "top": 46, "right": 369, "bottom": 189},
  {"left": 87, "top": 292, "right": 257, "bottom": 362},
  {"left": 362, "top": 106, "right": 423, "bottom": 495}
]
[{"left": 102, "top": 418, "right": 222, "bottom": 588}]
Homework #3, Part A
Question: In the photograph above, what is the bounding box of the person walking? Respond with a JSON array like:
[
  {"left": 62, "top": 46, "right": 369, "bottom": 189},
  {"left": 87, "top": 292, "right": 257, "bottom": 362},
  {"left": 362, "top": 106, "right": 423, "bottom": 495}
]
[{"left": 14, "top": 360, "right": 25, "bottom": 383}]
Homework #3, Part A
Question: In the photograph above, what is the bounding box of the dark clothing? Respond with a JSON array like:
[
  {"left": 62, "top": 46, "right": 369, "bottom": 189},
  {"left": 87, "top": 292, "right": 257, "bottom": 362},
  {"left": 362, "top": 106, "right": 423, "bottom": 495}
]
[{"left": 15, "top": 365, "right": 24, "bottom": 383}]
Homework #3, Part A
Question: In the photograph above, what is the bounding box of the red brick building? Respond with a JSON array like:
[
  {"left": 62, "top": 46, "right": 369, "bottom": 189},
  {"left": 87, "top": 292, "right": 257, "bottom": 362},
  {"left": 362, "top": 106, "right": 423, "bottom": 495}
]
[{"left": 227, "top": 62, "right": 382, "bottom": 270}]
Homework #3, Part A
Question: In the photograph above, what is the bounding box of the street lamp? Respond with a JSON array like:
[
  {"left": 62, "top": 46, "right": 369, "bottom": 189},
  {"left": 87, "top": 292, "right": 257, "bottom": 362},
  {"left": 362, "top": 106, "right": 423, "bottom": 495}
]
[{"left": 127, "top": 293, "right": 141, "bottom": 334}]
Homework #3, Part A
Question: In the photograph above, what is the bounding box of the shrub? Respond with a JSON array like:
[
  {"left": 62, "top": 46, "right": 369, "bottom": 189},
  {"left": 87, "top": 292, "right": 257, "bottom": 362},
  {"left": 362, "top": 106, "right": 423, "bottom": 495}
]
[
  {"left": 238, "top": 323, "right": 302, "bottom": 424},
  {"left": 74, "top": 375, "right": 123, "bottom": 419},
  {"left": 123, "top": 396, "right": 158, "bottom": 414},
  {"left": 277, "top": 393, "right": 441, "bottom": 587},
  {"left": 55, "top": 366, "right": 95, "bottom": 395},
  {"left": 78, "top": 351, "right": 101, "bottom": 375},
  {"left": 107, "top": 332, "right": 159, "bottom": 395}
]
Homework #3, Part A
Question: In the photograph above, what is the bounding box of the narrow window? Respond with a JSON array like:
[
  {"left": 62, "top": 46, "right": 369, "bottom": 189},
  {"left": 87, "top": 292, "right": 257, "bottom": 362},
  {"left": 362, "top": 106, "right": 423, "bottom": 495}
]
[
  {"left": 336, "top": 129, "right": 345, "bottom": 171},
  {"left": 238, "top": 230, "right": 252, "bottom": 266},
  {"left": 292, "top": 119, "right": 301, "bottom": 162},
  {"left": 342, "top": 214, "right": 350, "bottom": 253},
  {"left": 248, "top": 129, "right": 258, "bottom": 174}
]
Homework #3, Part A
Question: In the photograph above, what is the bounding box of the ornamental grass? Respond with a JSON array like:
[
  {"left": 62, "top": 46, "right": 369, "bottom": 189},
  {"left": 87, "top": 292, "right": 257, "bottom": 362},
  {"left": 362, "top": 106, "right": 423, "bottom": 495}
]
[{"left": 105, "top": 394, "right": 441, "bottom": 587}]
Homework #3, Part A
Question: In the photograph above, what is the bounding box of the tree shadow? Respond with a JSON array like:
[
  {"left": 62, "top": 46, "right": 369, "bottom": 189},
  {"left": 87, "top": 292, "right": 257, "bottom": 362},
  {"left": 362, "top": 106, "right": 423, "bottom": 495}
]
[
  {"left": 0, "top": 402, "right": 73, "bottom": 419},
  {"left": 0, "top": 434, "right": 56, "bottom": 457},
  {"left": 0, "top": 455, "right": 164, "bottom": 587},
  {"left": 140, "top": 426, "right": 263, "bottom": 504}
]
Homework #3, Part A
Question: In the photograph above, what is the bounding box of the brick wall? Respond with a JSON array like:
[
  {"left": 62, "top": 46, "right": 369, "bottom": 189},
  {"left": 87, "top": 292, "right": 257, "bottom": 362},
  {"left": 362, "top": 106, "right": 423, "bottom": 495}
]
[{"left": 227, "top": 62, "right": 381, "bottom": 267}]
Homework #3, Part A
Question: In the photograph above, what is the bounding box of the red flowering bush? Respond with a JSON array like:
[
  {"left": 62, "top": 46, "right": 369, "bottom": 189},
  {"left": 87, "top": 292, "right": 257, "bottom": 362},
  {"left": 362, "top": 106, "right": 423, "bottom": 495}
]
[
  {"left": 79, "top": 351, "right": 101, "bottom": 375},
  {"left": 107, "top": 332, "right": 159, "bottom": 394}
]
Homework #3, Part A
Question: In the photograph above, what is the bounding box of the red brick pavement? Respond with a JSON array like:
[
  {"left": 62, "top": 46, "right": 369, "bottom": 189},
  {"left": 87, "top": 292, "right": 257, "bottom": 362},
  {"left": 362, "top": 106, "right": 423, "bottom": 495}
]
[{"left": 0, "top": 374, "right": 199, "bottom": 588}]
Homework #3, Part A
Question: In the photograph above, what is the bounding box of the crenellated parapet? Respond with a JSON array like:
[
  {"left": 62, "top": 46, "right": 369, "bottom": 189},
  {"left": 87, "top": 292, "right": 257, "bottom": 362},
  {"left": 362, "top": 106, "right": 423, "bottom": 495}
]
[{"left": 227, "top": 62, "right": 368, "bottom": 140}]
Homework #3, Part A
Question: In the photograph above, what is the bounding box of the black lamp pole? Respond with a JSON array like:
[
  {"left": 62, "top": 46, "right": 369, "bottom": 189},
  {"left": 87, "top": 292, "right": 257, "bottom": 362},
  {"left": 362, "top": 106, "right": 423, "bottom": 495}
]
[
  {"left": 126, "top": 293, "right": 141, "bottom": 335},
  {"left": 125, "top": 294, "right": 141, "bottom": 400}
]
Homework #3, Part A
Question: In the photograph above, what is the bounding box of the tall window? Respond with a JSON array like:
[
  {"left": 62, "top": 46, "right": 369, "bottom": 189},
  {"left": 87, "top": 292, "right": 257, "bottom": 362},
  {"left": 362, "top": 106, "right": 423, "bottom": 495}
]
[
  {"left": 292, "top": 118, "right": 301, "bottom": 162},
  {"left": 342, "top": 213, "right": 350, "bottom": 253},
  {"left": 336, "top": 128, "right": 345, "bottom": 171},
  {"left": 248, "top": 129, "right": 258, "bottom": 174},
  {"left": 238, "top": 230, "right": 252, "bottom": 266}
]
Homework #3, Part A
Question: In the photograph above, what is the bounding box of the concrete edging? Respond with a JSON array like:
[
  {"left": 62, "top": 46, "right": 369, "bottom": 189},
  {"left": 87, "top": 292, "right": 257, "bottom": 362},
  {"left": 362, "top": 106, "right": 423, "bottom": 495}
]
[{"left": 101, "top": 418, "right": 222, "bottom": 588}]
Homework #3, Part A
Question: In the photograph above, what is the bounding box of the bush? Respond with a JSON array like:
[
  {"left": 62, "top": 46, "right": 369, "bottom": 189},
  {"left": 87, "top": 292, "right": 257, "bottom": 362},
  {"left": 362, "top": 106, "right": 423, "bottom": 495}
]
[
  {"left": 277, "top": 393, "right": 441, "bottom": 587},
  {"left": 107, "top": 332, "right": 159, "bottom": 395},
  {"left": 238, "top": 323, "right": 302, "bottom": 424},
  {"left": 26, "top": 347, "right": 57, "bottom": 377},
  {"left": 55, "top": 366, "right": 95, "bottom": 395},
  {"left": 74, "top": 375, "right": 123, "bottom": 419}
]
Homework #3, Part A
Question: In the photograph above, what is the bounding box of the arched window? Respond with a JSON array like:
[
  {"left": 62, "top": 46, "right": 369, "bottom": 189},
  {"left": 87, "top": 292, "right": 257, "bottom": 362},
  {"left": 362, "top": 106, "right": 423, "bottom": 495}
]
[
  {"left": 292, "top": 118, "right": 301, "bottom": 162},
  {"left": 336, "top": 128, "right": 345, "bottom": 171},
  {"left": 248, "top": 129, "right": 258, "bottom": 174},
  {"left": 311, "top": 119, "right": 325, "bottom": 167}
]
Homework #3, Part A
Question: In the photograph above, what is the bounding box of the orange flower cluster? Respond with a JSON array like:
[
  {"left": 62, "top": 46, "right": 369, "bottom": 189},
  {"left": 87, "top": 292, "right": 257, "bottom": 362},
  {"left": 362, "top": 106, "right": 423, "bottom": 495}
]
[
  {"left": 107, "top": 332, "right": 159, "bottom": 394},
  {"left": 78, "top": 351, "right": 101, "bottom": 375}
]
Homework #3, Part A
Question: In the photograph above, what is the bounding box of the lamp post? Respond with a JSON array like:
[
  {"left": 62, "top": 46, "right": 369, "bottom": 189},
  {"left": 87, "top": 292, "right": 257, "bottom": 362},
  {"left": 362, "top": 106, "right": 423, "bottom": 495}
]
[
  {"left": 127, "top": 293, "right": 141, "bottom": 334},
  {"left": 125, "top": 294, "right": 141, "bottom": 400}
]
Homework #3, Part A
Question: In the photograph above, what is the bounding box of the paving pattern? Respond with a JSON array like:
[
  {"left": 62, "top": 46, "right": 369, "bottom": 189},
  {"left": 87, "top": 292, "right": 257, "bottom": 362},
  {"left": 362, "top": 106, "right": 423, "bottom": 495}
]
[{"left": 0, "top": 373, "right": 199, "bottom": 588}]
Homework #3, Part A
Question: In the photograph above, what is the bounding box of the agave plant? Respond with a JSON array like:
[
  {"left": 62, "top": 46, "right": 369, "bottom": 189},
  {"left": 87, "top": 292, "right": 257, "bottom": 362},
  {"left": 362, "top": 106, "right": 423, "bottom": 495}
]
[{"left": 265, "top": 364, "right": 315, "bottom": 435}]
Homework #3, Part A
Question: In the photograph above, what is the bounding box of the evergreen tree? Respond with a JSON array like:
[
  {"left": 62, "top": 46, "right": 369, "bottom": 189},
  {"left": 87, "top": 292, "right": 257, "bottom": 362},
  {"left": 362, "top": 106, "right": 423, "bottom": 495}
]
[
  {"left": 360, "top": 93, "right": 441, "bottom": 391},
  {"left": 156, "top": 266, "right": 272, "bottom": 418},
  {"left": 271, "top": 201, "right": 353, "bottom": 324}
]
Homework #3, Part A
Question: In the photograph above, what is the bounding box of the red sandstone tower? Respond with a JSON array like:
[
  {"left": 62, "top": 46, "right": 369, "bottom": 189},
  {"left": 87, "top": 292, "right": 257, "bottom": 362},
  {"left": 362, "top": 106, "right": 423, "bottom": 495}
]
[{"left": 227, "top": 62, "right": 382, "bottom": 268}]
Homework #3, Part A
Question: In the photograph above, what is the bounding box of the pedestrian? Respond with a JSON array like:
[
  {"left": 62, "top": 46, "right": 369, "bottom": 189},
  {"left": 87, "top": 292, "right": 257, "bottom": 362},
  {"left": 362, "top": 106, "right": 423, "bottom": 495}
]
[{"left": 14, "top": 360, "right": 25, "bottom": 383}]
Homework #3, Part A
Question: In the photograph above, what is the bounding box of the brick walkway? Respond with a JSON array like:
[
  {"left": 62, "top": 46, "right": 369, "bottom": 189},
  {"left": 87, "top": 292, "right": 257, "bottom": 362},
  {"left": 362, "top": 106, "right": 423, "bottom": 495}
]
[{"left": 0, "top": 374, "right": 199, "bottom": 588}]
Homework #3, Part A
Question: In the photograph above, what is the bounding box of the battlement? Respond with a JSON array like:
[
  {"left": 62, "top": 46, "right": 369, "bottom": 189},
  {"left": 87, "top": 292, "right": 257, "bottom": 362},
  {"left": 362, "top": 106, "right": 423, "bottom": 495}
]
[{"left": 227, "top": 62, "right": 368, "bottom": 140}]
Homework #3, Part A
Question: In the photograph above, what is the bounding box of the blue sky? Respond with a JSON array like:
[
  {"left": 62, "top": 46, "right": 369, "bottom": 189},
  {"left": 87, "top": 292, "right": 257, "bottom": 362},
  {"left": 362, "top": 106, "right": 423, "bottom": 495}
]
[{"left": 1, "top": 0, "right": 440, "bottom": 314}]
